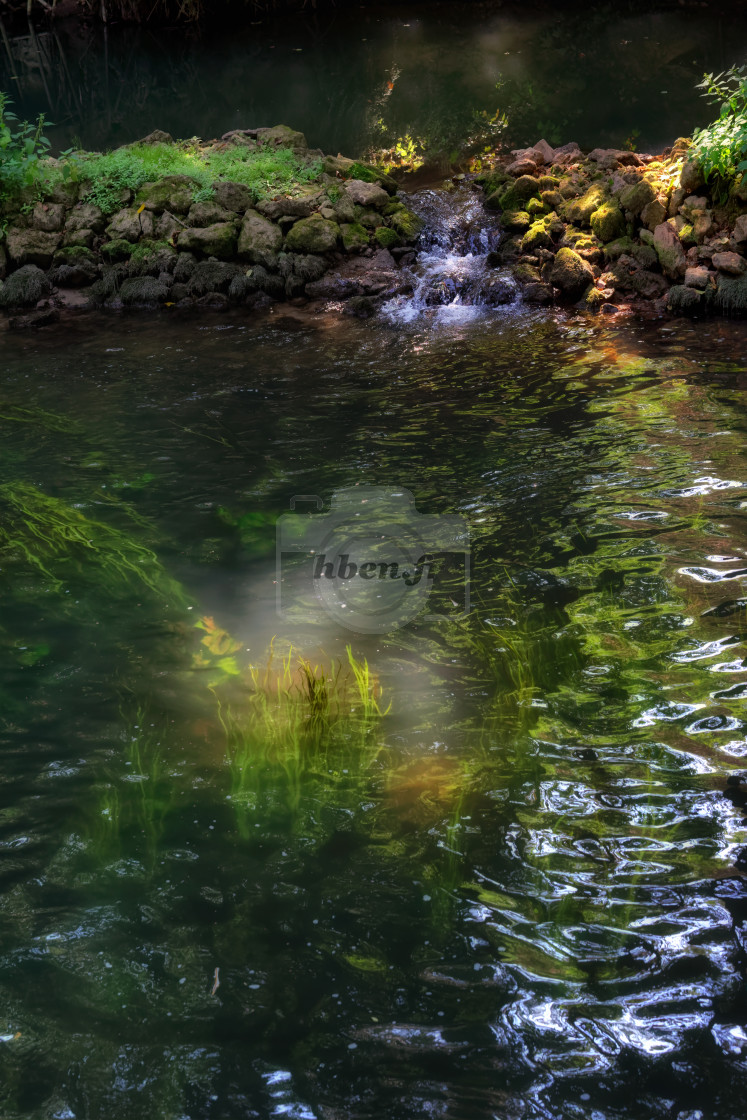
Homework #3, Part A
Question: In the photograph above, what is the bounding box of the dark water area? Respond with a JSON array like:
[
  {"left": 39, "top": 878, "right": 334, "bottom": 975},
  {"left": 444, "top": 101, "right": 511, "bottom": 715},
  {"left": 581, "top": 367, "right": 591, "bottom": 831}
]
[
  {"left": 2, "top": 288, "right": 747, "bottom": 1116},
  {"left": 3, "top": 2, "right": 747, "bottom": 158}
]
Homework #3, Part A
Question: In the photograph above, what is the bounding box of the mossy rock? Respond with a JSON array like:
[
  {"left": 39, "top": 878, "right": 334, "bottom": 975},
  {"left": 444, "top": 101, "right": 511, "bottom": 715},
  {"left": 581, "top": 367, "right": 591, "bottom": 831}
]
[
  {"left": 540, "top": 189, "right": 563, "bottom": 210},
  {"left": 135, "top": 175, "right": 198, "bottom": 214},
  {"left": 285, "top": 215, "right": 340, "bottom": 253},
  {"left": 631, "top": 243, "right": 659, "bottom": 269},
  {"left": 521, "top": 221, "right": 553, "bottom": 253},
  {"left": 177, "top": 222, "right": 239, "bottom": 260},
  {"left": 374, "top": 226, "right": 401, "bottom": 249},
  {"left": 513, "top": 261, "right": 541, "bottom": 283},
  {"left": 537, "top": 175, "right": 560, "bottom": 191},
  {"left": 341, "top": 222, "right": 370, "bottom": 252},
  {"left": 590, "top": 201, "right": 625, "bottom": 243},
  {"left": 563, "top": 183, "right": 608, "bottom": 226},
  {"left": 389, "top": 208, "right": 423, "bottom": 242},
  {"left": 714, "top": 272, "right": 747, "bottom": 315},
  {"left": 118, "top": 276, "right": 171, "bottom": 306},
  {"left": 0, "top": 264, "right": 51, "bottom": 308},
  {"left": 549, "top": 247, "right": 594, "bottom": 299},
  {"left": 53, "top": 245, "right": 96, "bottom": 266},
  {"left": 237, "top": 210, "right": 283, "bottom": 266},
  {"left": 678, "top": 223, "right": 696, "bottom": 248},
  {"left": 618, "top": 178, "right": 656, "bottom": 216},
  {"left": 383, "top": 200, "right": 405, "bottom": 216},
  {"left": 345, "top": 162, "right": 398, "bottom": 195},
  {"left": 498, "top": 175, "right": 540, "bottom": 211},
  {"left": 502, "top": 210, "right": 531, "bottom": 233},
  {"left": 668, "top": 283, "right": 712, "bottom": 316},
  {"left": 603, "top": 236, "right": 636, "bottom": 261},
  {"left": 526, "top": 197, "right": 548, "bottom": 217},
  {"left": 101, "top": 239, "right": 134, "bottom": 263}
]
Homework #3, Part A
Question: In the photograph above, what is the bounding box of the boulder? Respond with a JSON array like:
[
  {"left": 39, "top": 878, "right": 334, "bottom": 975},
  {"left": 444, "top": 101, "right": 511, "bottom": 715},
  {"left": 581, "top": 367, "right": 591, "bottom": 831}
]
[
  {"left": 712, "top": 251, "right": 747, "bottom": 276},
  {"left": 187, "top": 200, "right": 236, "bottom": 227},
  {"left": 134, "top": 176, "right": 197, "bottom": 214},
  {"left": 0, "top": 264, "right": 51, "bottom": 307},
  {"left": 285, "top": 215, "right": 340, "bottom": 253},
  {"left": 119, "top": 276, "right": 170, "bottom": 306},
  {"left": 101, "top": 239, "right": 134, "bottom": 263},
  {"left": 388, "top": 208, "right": 423, "bottom": 242},
  {"left": 502, "top": 210, "right": 531, "bottom": 232},
  {"left": 498, "top": 175, "right": 540, "bottom": 210},
  {"left": 63, "top": 228, "right": 96, "bottom": 250},
  {"left": 732, "top": 214, "right": 747, "bottom": 244},
  {"left": 564, "top": 183, "right": 608, "bottom": 226},
  {"left": 343, "top": 180, "right": 389, "bottom": 210},
  {"left": 106, "top": 208, "right": 155, "bottom": 242},
  {"left": 237, "top": 210, "right": 284, "bottom": 265},
  {"left": 549, "top": 247, "right": 593, "bottom": 299},
  {"left": 177, "top": 222, "right": 238, "bottom": 259},
  {"left": 590, "top": 201, "right": 625, "bottom": 243},
  {"left": 255, "top": 124, "right": 308, "bottom": 153},
  {"left": 187, "top": 260, "right": 244, "bottom": 295},
  {"left": 31, "top": 202, "right": 65, "bottom": 232},
  {"left": 257, "top": 195, "right": 320, "bottom": 220},
  {"left": 640, "top": 199, "right": 667, "bottom": 231},
  {"left": 680, "top": 159, "right": 705, "bottom": 194},
  {"left": 212, "top": 181, "right": 254, "bottom": 213},
  {"left": 533, "top": 139, "right": 555, "bottom": 164},
  {"left": 506, "top": 158, "right": 538, "bottom": 176},
  {"left": 685, "top": 266, "right": 710, "bottom": 290},
  {"left": 521, "top": 221, "right": 552, "bottom": 252},
  {"left": 340, "top": 222, "right": 370, "bottom": 252},
  {"left": 137, "top": 129, "right": 174, "bottom": 145},
  {"left": 552, "top": 142, "right": 582, "bottom": 165},
  {"left": 618, "top": 178, "right": 656, "bottom": 216},
  {"left": 66, "top": 203, "right": 106, "bottom": 233},
  {"left": 49, "top": 261, "right": 98, "bottom": 287},
  {"left": 374, "top": 226, "right": 400, "bottom": 250},
  {"left": 653, "top": 222, "right": 686, "bottom": 281},
  {"left": 691, "top": 210, "right": 713, "bottom": 243},
  {"left": 6, "top": 229, "right": 61, "bottom": 268}
]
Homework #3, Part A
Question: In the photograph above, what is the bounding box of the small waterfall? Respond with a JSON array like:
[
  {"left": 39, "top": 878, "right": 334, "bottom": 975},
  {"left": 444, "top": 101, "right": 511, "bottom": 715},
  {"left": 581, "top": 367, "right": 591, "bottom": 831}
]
[{"left": 383, "top": 184, "right": 519, "bottom": 324}]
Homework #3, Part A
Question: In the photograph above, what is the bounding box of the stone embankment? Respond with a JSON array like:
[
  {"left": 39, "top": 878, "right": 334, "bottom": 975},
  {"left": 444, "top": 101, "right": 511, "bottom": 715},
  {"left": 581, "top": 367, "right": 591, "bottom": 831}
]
[
  {"left": 479, "top": 136, "right": 747, "bottom": 316},
  {"left": 0, "top": 125, "right": 422, "bottom": 327}
]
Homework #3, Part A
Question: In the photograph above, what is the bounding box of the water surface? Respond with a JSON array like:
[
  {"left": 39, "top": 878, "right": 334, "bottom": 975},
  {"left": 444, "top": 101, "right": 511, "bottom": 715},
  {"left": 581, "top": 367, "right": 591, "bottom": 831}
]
[{"left": 2, "top": 296, "right": 747, "bottom": 1117}]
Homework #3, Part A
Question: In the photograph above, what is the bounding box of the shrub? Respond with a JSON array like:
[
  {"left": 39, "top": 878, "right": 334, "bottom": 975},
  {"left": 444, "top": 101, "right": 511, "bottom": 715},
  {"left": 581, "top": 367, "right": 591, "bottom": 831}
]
[{"left": 691, "top": 65, "right": 747, "bottom": 184}]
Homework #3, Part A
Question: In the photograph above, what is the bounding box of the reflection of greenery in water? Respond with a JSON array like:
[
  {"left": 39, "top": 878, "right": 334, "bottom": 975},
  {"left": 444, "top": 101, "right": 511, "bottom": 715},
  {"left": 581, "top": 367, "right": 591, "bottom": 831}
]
[{"left": 2, "top": 317, "right": 747, "bottom": 1116}]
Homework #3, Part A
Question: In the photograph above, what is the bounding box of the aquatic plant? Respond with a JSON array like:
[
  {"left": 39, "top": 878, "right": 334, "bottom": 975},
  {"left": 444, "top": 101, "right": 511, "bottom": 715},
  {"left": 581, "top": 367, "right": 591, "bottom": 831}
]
[{"left": 0, "top": 481, "right": 189, "bottom": 606}]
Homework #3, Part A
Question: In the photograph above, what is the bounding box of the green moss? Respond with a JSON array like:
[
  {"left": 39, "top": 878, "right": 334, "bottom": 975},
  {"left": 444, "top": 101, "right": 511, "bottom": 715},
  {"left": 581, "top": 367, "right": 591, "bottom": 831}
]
[
  {"left": 563, "top": 183, "right": 608, "bottom": 226},
  {"left": 346, "top": 162, "right": 398, "bottom": 194},
  {"left": 678, "top": 223, "right": 696, "bottom": 247},
  {"left": 389, "top": 208, "right": 423, "bottom": 242},
  {"left": 521, "top": 220, "right": 553, "bottom": 252},
  {"left": 498, "top": 175, "right": 540, "bottom": 211},
  {"left": 603, "top": 236, "right": 636, "bottom": 260},
  {"left": 341, "top": 222, "right": 370, "bottom": 251},
  {"left": 53, "top": 246, "right": 96, "bottom": 265},
  {"left": 537, "top": 175, "right": 560, "bottom": 191},
  {"left": 590, "top": 201, "right": 625, "bottom": 243},
  {"left": 374, "top": 226, "right": 400, "bottom": 249},
  {"left": 502, "top": 210, "right": 531, "bottom": 232},
  {"left": 101, "top": 239, "right": 134, "bottom": 262},
  {"left": 129, "top": 239, "right": 174, "bottom": 261},
  {"left": 526, "top": 197, "right": 548, "bottom": 217},
  {"left": 513, "top": 261, "right": 541, "bottom": 283}
]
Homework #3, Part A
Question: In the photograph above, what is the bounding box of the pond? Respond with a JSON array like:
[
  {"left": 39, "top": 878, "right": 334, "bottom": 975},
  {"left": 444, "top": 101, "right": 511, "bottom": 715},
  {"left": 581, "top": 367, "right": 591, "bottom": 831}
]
[
  {"left": 3, "top": 2, "right": 747, "bottom": 158},
  {"left": 1, "top": 292, "right": 747, "bottom": 1118}
]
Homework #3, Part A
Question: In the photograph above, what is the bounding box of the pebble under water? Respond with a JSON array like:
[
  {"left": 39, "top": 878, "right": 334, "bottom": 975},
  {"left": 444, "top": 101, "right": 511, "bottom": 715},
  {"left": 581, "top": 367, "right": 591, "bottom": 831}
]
[{"left": 1, "top": 294, "right": 747, "bottom": 1118}]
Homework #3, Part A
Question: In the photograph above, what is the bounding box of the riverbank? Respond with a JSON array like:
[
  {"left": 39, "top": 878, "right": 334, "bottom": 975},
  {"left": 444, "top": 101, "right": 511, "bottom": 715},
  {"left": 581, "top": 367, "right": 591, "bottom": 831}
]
[
  {"left": 0, "top": 125, "right": 423, "bottom": 328},
  {"left": 477, "top": 135, "right": 747, "bottom": 317}
]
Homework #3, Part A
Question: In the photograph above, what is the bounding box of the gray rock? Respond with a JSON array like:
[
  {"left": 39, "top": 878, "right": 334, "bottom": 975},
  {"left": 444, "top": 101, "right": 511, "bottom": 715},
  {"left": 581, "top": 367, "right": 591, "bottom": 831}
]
[
  {"left": 680, "top": 159, "right": 705, "bottom": 193},
  {"left": 285, "top": 215, "right": 340, "bottom": 253},
  {"left": 173, "top": 253, "right": 197, "bottom": 283},
  {"left": 343, "top": 179, "right": 390, "bottom": 210},
  {"left": 176, "top": 223, "right": 238, "bottom": 259},
  {"left": 653, "top": 222, "right": 687, "bottom": 281},
  {"left": 137, "top": 129, "right": 174, "bottom": 145},
  {"left": 187, "top": 201, "right": 236, "bottom": 227},
  {"left": 31, "top": 202, "right": 65, "bottom": 232},
  {"left": 6, "top": 229, "right": 61, "bottom": 268},
  {"left": 712, "top": 251, "right": 747, "bottom": 276},
  {"left": 212, "top": 181, "right": 254, "bottom": 213},
  {"left": 49, "top": 261, "right": 98, "bottom": 287},
  {"left": 135, "top": 176, "right": 197, "bottom": 214},
  {"left": 66, "top": 203, "right": 106, "bottom": 234},
  {"left": 63, "top": 228, "right": 96, "bottom": 250},
  {"left": 237, "top": 210, "right": 283, "bottom": 266},
  {"left": 106, "top": 208, "right": 155, "bottom": 242},
  {"left": 187, "top": 260, "right": 244, "bottom": 295},
  {"left": 685, "top": 266, "right": 710, "bottom": 290}
]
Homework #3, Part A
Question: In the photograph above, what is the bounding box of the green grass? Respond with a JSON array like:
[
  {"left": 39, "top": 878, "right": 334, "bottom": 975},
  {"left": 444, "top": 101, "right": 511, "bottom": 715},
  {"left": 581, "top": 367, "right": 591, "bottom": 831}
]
[{"left": 80, "top": 141, "right": 322, "bottom": 215}]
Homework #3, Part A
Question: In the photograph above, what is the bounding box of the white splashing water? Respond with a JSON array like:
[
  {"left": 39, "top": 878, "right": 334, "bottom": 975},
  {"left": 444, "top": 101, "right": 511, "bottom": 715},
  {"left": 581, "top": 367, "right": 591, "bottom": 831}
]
[{"left": 382, "top": 185, "right": 520, "bottom": 325}]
